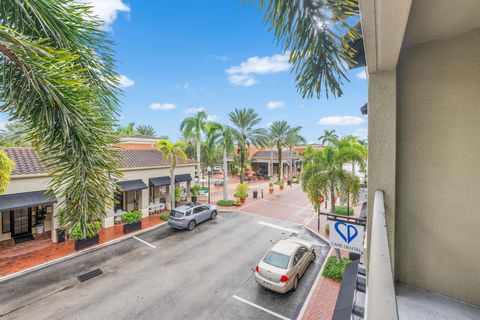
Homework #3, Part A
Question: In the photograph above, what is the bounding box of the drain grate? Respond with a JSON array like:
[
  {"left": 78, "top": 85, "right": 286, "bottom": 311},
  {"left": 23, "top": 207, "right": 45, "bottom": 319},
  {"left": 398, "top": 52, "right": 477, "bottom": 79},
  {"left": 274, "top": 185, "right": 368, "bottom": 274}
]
[{"left": 77, "top": 268, "right": 103, "bottom": 283}]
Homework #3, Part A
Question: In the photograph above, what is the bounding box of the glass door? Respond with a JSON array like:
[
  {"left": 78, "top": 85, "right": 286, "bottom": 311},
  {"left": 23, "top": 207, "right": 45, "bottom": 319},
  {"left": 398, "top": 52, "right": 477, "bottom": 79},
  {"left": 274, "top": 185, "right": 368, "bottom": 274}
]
[{"left": 12, "top": 208, "right": 32, "bottom": 237}]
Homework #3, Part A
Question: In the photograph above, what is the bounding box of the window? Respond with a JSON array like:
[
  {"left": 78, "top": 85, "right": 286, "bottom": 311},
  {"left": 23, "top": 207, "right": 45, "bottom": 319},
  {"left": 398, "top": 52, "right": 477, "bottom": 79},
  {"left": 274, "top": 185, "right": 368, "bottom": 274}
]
[
  {"left": 294, "top": 247, "right": 308, "bottom": 265},
  {"left": 263, "top": 251, "right": 290, "bottom": 269},
  {"left": 185, "top": 210, "right": 192, "bottom": 216},
  {"left": 170, "top": 210, "right": 184, "bottom": 218},
  {"left": 2, "top": 212, "right": 10, "bottom": 233},
  {"left": 193, "top": 207, "right": 203, "bottom": 214}
]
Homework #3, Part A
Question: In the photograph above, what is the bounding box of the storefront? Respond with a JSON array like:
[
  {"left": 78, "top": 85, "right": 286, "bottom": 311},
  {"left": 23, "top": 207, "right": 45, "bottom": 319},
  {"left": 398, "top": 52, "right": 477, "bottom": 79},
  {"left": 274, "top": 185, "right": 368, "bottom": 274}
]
[
  {"left": 115, "top": 180, "right": 148, "bottom": 212},
  {"left": 148, "top": 176, "right": 170, "bottom": 205}
]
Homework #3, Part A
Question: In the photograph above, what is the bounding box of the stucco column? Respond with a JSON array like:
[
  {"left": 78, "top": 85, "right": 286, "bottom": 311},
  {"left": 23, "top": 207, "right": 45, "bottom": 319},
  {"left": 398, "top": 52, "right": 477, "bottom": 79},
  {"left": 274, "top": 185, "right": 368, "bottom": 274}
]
[
  {"left": 187, "top": 181, "right": 191, "bottom": 201},
  {"left": 51, "top": 207, "right": 59, "bottom": 243},
  {"left": 166, "top": 186, "right": 172, "bottom": 210},
  {"left": 367, "top": 71, "right": 397, "bottom": 272},
  {"left": 141, "top": 187, "right": 149, "bottom": 217}
]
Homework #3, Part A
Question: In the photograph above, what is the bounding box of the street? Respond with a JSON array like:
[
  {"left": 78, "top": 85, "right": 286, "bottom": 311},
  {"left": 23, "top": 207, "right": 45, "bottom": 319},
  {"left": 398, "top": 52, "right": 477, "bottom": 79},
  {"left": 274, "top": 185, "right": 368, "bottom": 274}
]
[{"left": 0, "top": 211, "right": 329, "bottom": 320}]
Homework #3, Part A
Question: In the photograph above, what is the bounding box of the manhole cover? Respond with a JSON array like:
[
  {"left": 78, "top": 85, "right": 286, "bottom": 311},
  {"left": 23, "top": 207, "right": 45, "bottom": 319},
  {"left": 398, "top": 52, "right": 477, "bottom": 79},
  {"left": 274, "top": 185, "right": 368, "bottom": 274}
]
[{"left": 77, "top": 268, "right": 103, "bottom": 283}]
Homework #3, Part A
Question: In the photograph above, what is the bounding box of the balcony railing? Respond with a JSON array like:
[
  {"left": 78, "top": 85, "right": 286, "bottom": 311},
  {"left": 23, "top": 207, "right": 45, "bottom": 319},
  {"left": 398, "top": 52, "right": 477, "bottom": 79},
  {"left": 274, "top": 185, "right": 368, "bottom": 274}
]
[{"left": 366, "top": 190, "right": 398, "bottom": 319}]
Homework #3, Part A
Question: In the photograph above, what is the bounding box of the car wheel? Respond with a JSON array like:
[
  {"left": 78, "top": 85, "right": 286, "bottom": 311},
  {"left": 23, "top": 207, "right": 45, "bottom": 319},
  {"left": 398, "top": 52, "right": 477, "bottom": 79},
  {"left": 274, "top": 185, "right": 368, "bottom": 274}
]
[
  {"left": 211, "top": 210, "right": 217, "bottom": 220},
  {"left": 188, "top": 220, "right": 196, "bottom": 231},
  {"left": 292, "top": 276, "right": 299, "bottom": 291},
  {"left": 311, "top": 251, "right": 316, "bottom": 262}
]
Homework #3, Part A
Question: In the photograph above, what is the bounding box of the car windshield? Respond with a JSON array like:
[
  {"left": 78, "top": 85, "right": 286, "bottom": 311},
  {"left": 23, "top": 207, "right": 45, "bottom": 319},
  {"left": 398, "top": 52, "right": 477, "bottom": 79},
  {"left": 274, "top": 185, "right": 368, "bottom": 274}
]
[
  {"left": 170, "top": 210, "right": 184, "bottom": 218},
  {"left": 263, "top": 250, "right": 290, "bottom": 269}
]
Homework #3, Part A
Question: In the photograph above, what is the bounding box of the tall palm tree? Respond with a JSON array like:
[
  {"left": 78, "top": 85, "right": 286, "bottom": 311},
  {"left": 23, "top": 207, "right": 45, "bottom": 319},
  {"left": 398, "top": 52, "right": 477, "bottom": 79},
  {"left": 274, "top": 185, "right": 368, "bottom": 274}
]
[
  {"left": 228, "top": 108, "right": 267, "bottom": 183},
  {"left": 0, "top": 150, "right": 15, "bottom": 194},
  {"left": 287, "top": 133, "right": 307, "bottom": 178},
  {"left": 337, "top": 136, "right": 366, "bottom": 177},
  {"left": 250, "top": 0, "right": 359, "bottom": 98},
  {"left": 180, "top": 111, "right": 208, "bottom": 183},
  {"left": 155, "top": 139, "right": 187, "bottom": 210},
  {"left": 319, "top": 129, "right": 339, "bottom": 146},
  {"left": 0, "top": 122, "right": 30, "bottom": 147},
  {"left": 269, "top": 121, "right": 304, "bottom": 180},
  {"left": 206, "top": 123, "right": 235, "bottom": 200},
  {"left": 0, "top": 0, "right": 122, "bottom": 237},
  {"left": 136, "top": 124, "right": 156, "bottom": 137}
]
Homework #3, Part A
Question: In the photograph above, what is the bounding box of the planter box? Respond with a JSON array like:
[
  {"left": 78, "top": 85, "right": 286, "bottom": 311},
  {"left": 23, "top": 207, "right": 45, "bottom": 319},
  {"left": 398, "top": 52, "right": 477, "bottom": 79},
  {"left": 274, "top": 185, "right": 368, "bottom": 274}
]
[
  {"left": 123, "top": 221, "right": 142, "bottom": 234},
  {"left": 269, "top": 189, "right": 274, "bottom": 194},
  {"left": 75, "top": 234, "right": 99, "bottom": 251},
  {"left": 240, "top": 198, "right": 246, "bottom": 204},
  {"left": 191, "top": 196, "right": 198, "bottom": 203},
  {"left": 279, "top": 185, "right": 285, "bottom": 190}
]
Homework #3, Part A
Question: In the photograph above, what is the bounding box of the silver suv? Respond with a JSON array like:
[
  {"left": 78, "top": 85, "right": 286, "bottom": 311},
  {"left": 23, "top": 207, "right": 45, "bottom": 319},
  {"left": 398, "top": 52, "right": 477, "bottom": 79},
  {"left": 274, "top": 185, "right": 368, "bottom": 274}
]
[{"left": 168, "top": 203, "right": 217, "bottom": 230}]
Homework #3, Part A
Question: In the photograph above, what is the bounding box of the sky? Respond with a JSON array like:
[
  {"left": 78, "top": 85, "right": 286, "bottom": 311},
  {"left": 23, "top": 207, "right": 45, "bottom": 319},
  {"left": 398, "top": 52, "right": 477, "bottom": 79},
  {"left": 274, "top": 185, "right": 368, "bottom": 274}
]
[{"left": 0, "top": 0, "right": 368, "bottom": 143}]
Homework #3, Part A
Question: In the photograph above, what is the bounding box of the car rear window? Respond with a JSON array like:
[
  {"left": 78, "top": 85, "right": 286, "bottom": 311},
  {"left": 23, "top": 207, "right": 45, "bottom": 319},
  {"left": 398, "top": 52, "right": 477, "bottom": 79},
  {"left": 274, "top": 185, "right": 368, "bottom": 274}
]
[
  {"left": 170, "top": 210, "right": 184, "bottom": 218},
  {"left": 263, "top": 251, "right": 290, "bottom": 269}
]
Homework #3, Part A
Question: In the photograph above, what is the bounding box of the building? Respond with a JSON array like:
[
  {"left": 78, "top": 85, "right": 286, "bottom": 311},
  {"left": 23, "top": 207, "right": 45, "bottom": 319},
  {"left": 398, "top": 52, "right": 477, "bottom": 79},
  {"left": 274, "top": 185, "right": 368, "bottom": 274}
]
[
  {"left": 357, "top": 0, "right": 480, "bottom": 318},
  {"left": 250, "top": 149, "right": 302, "bottom": 178},
  {"left": 0, "top": 146, "right": 196, "bottom": 244}
]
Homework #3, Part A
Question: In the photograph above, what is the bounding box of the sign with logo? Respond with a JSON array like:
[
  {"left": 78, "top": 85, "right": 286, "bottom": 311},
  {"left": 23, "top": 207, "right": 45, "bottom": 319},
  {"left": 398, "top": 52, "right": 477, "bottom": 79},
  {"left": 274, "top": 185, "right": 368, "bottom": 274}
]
[{"left": 329, "top": 221, "right": 365, "bottom": 254}]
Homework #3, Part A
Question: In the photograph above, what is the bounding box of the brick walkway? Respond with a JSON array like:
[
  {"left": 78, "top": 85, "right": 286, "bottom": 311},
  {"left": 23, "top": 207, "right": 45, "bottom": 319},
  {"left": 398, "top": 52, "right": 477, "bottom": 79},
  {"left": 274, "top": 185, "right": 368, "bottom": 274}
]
[{"left": 0, "top": 215, "right": 165, "bottom": 277}]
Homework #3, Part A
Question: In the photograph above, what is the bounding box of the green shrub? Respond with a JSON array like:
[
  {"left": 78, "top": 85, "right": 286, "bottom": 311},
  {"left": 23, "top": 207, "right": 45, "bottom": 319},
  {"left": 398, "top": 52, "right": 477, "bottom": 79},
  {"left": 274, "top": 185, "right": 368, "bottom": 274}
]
[
  {"left": 322, "top": 256, "right": 351, "bottom": 281},
  {"left": 335, "top": 206, "right": 354, "bottom": 216},
  {"left": 160, "top": 212, "right": 170, "bottom": 221},
  {"left": 234, "top": 183, "right": 249, "bottom": 199},
  {"left": 190, "top": 184, "right": 202, "bottom": 196},
  {"left": 120, "top": 210, "right": 143, "bottom": 224},
  {"left": 175, "top": 187, "right": 182, "bottom": 201},
  {"left": 268, "top": 182, "right": 274, "bottom": 189},
  {"left": 217, "top": 199, "right": 234, "bottom": 206},
  {"left": 70, "top": 221, "right": 102, "bottom": 241}
]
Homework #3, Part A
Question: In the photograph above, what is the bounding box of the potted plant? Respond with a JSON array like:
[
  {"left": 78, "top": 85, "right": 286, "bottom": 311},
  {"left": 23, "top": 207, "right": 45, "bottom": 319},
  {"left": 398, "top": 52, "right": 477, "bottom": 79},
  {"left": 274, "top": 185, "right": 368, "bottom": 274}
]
[
  {"left": 190, "top": 184, "right": 201, "bottom": 203},
  {"left": 278, "top": 179, "right": 285, "bottom": 190},
  {"left": 233, "top": 197, "right": 241, "bottom": 206},
  {"left": 72, "top": 221, "right": 102, "bottom": 251},
  {"left": 174, "top": 186, "right": 182, "bottom": 206},
  {"left": 234, "top": 183, "right": 249, "bottom": 203},
  {"left": 35, "top": 208, "right": 47, "bottom": 234},
  {"left": 120, "top": 210, "right": 143, "bottom": 234},
  {"left": 268, "top": 182, "right": 274, "bottom": 194}
]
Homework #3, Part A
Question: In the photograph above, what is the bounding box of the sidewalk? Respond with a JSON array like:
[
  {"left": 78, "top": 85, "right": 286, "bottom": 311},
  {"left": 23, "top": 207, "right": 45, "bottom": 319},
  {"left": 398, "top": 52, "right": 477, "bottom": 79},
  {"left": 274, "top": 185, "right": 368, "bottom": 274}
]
[{"left": 0, "top": 215, "right": 165, "bottom": 277}]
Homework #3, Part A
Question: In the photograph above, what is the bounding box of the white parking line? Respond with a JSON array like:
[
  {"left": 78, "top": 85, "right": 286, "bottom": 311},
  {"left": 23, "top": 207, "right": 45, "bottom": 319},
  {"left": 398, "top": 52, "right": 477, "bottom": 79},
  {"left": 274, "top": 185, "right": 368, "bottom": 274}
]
[
  {"left": 258, "top": 221, "right": 299, "bottom": 234},
  {"left": 232, "top": 295, "right": 290, "bottom": 320},
  {"left": 133, "top": 236, "right": 156, "bottom": 249}
]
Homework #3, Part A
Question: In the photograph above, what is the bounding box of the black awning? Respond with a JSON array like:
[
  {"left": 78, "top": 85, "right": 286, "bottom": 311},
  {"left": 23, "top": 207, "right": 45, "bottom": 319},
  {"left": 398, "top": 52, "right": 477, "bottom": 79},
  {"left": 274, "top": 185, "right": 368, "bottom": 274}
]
[
  {"left": 0, "top": 190, "right": 57, "bottom": 212},
  {"left": 333, "top": 260, "right": 360, "bottom": 320},
  {"left": 175, "top": 174, "right": 192, "bottom": 183},
  {"left": 149, "top": 176, "right": 171, "bottom": 187},
  {"left": 117, "top": 179, "right": 148, "bottom": 192}
]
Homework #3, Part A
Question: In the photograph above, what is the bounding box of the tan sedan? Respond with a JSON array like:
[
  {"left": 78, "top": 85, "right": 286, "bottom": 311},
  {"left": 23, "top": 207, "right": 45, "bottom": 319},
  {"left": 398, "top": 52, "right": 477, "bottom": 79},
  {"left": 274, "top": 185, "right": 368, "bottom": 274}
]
[{"left": 254, "top": 238, "right": 316, "bottom": 293}]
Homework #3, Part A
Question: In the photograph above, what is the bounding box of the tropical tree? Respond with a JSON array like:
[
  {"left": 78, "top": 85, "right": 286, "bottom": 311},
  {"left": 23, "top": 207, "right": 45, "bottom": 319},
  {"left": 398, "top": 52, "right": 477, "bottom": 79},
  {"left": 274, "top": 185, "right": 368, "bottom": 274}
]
[
  {"left": 116, "top": 122, "right": 137, "bottom": 136},
  {"left": 337, "top": 135, "right": 367, "bottom": 176},
  {"left": 206, "top": 123, "right": 235, "bottom": 200},
  {"left": 180, "top": 111, "right": 208, "bottom": 183},
  {"left": 319, "top": 129, "right": 339, "bottom": 146},
  {"left": 250, "top": 0, "right": 360, "bottom": 98},
  {"left": 268, "top": 121, "right": 304, "bottom": 180},
  {"left": 155, "top": 139, "right": 187, "bottom": 210},
  {"left": 228, "top": 108, "right": 267, "bottom": 183},
  {"left": 0, "top": 150, "right": 15, "bottom": 194},
  {"left": 0, "top": 122, "right": 30, "bottom": 147},
  {"left": 136, "top": 124, "right": 156, "bottom": 137},
  {"left": 0, "top": 0, "right": 122, "bottom": 237}
]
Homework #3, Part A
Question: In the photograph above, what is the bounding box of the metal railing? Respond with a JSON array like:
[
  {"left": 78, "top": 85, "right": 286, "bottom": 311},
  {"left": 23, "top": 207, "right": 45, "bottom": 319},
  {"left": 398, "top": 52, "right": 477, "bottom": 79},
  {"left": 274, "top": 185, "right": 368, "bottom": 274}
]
[{"left": 365, "top": 190, "right": 398, "bottom": 320}]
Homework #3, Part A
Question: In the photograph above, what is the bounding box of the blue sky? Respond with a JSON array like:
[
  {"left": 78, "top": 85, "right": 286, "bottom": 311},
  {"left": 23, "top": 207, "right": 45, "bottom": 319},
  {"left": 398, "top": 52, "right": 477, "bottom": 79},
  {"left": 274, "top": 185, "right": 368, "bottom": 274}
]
[{"left": 1, "top": 0, "right": 368, "bottom": 143}]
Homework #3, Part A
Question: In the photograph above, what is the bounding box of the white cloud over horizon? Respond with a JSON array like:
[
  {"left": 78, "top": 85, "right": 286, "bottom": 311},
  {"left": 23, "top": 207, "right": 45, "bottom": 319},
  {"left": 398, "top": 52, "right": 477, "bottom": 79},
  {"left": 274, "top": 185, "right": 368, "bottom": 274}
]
[
  {"left": 149, "top": 103, "right": 176, "bottom": 110},
  {"left": 357, "top": 69, "right": 367, "bottom": 80},
  {"left": 266, "top": 100, "right": 285, "bottom": 110},
  {"left": 183, "top": 107, "right": 205, "bottom": 115},
  {"left": 226, "top": 53, "right": 290, "bottom": 86},
  {"left": 207, "top": 115, "right": 220, "bottom": 122},
  {"left": 319, "top": 116, "right": 365, "bottom": 126},
  {"left": 84, "top": 0, "right": 130, "bottom": 27},
  {"left": 118, "top": 74, "right": 134, "bottom": 88}
]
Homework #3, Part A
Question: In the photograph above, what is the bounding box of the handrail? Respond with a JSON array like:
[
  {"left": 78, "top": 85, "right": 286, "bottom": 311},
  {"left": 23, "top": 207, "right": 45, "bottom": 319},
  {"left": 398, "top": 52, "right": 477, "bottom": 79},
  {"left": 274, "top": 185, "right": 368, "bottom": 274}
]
[{"left": 365, "top": 190, "right": 398, "bottom": 319}]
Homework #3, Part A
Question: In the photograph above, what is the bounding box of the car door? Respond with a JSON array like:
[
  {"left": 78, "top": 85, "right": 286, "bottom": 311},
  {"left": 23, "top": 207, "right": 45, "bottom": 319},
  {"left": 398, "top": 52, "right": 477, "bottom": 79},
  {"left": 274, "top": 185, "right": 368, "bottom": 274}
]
[
  {"left": 192, "top": 206, "right": 204, "bottom": 222},
  {"left": 200, "top": 205, "right": 211, "bottom": 221},
  {"left": 296, "top": 247, "right": 310, "bottom": 277}
]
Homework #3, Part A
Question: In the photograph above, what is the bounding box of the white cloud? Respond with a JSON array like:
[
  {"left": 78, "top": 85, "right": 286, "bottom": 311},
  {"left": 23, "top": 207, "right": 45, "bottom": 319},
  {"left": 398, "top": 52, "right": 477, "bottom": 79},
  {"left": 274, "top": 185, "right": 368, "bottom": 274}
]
[
  {"left": 352, "top": 128, "right": 368, "bottom": 140},
  {"left": 226, "top": 53, "right": 290, "bottom": 86},
  {"left": 150, "top": 103, "right": 176, "bottom": 111},
  {"left": 118, "top": 74, "right": 134, "bottom": 88},
  {"left": 266, "top": 100, "right": 285, "bottom": 110},
  {"left": 207, "top": 115, "right": 220, "bottom": 122},
  {"left": 183, "top": 107, "right": 205, "bottom": 115},
  {"left": 318, "top": 116, "right": 364, "bottom": 126},
  {"left": 85, "top": 0, "right": 130, "bottom": 26},
  {"left": 357, "top": 69, "right": 367, "bottom": 80}
]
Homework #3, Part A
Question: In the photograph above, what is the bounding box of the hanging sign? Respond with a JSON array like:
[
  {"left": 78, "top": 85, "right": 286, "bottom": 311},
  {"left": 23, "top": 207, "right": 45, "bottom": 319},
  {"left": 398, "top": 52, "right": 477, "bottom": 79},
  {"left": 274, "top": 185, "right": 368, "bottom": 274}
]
[{"left": 329, "top": 221, "right": 365, "bottom": 254}]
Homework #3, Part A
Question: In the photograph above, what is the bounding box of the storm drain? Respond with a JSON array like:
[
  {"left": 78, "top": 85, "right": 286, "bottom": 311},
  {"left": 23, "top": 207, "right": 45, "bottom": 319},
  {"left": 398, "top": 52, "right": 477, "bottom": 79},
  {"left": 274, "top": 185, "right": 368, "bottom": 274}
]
[{"left": 77, "top": 268, "right": 103, "bottom": 283}]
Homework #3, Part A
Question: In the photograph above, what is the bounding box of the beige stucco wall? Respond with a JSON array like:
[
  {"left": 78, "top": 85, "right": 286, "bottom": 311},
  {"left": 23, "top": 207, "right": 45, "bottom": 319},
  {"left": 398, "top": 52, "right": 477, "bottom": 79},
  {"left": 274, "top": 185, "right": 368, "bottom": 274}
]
[{"left": 395, "top": 28, "right": 480, "bottom": 305}]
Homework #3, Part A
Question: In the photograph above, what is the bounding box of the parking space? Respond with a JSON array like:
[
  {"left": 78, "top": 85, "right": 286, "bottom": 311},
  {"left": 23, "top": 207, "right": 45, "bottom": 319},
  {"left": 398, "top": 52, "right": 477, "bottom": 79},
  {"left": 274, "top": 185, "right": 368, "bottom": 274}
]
[{"left": 0, "top": 211, "right": 329, "bottom": 320}]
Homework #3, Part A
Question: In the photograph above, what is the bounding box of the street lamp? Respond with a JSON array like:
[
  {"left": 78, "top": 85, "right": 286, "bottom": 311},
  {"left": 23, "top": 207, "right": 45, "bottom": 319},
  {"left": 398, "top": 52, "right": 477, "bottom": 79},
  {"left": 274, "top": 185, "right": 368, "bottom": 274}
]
[{"left": 207, "top": 166, "right": 212, "bottom": 204}]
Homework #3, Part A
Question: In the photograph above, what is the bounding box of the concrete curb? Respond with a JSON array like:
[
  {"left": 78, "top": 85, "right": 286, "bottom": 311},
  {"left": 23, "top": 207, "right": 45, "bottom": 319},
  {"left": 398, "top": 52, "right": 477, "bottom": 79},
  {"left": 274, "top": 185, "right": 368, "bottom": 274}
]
[
  {"left": 296, "top": 247, "right": 334, "bottom": 320},
  {"left": 0, "top": 222, "right": 169, "bottom": 283}
]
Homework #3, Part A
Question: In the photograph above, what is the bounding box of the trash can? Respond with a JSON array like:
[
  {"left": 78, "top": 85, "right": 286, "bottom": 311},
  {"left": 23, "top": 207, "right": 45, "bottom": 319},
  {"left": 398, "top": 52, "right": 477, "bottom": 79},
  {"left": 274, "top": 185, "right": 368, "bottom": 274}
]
[
  {"left": 57, "top": 228, "right": 66, "bottom": 243},
  {"left": 253, "top": 190, "right": 258, "bottom": 198}
]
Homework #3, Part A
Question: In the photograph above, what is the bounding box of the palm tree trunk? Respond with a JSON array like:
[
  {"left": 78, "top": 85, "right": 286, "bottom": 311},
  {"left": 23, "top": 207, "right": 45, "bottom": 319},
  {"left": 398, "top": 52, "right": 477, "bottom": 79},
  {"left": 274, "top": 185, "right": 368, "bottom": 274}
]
[
  {"left": 170, "top": 168, "right": 175, "bottom": 210},
  {"left": 352, "top": 161, "right": 355, "bottom": 177},
  {"left": 330, "top": 182, "right": 336, "bottom": 213},
  {"left": 240, "top": 140, "right": 245, "bottom": 183},
  {"left": 278, "top": 145, "right": 283, "bottom": 180},
  {"left": 270, "top": 146, "right": 274, "bottom": 178},
  {"left": 290, "top": 146, "right": 293, "bottom": 178},
  {"left": 196, "top": 141, "right": 201, "bottom": 184},
  {"left": 223, "top": 146, "right": 228, "bottom": 200}
]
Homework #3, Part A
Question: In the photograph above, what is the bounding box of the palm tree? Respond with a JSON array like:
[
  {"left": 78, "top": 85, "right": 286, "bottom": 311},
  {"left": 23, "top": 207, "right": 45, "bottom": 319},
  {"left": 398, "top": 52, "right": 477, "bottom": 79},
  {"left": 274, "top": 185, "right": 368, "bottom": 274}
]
[
  {"left": 250, "top": 1, "right": 359, "bottom": 98},
  {"left": 180, "top": 111, "right": 208, "bottom": 183},
  {"left": 206, "top": 123, "right": 235, "bottom": 200},
  {"left": 136, "top": 124, "right": 156, "bottom": 137},
  {"left": 228, "top": 108, "right": 267, "bottom": 183},
  {"left": 116, "top": 122, "right": 137, "bottom": 136},
  {"left": 155, "top": 139, "right": 187, "bottom": 210},
  {"left": 287, "top": 133, "right": 307, "bottom": 178},
  {"left": 0, "top": 0, "right": 122, "bottom": 237},
  {"left": 268, "top": 121, "right": 304, "bottom": 180},
  {"left": 0, "top": 150, "right": 15, "bottom": 194},
  {"left": 337, "top": 136, "right": 366, "bottom": 177},
  {"left": 0, "top": 122, "right": 31, "bottom": 147},
  {"left": 319, "top": 129, "right": 339, "bottom": 146}
]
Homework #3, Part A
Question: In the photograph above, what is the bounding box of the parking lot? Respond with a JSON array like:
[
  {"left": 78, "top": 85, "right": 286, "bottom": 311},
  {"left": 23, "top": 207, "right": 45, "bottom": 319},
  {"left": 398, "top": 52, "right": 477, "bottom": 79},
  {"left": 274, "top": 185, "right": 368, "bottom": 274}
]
[{"left": 0, "top": 211, "right": 329, "bottom": 320}]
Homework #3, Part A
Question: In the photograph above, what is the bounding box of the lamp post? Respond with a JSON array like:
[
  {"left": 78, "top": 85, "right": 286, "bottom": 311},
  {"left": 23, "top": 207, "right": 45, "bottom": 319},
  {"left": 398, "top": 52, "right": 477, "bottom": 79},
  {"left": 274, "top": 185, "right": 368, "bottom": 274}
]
[{"left": 207, "top": 166, "right": 212, "bottom": 204}]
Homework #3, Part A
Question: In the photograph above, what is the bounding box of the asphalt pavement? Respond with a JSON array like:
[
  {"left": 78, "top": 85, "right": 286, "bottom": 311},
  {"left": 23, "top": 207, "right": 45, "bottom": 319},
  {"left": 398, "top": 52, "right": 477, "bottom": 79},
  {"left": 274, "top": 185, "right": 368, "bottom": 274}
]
[{"left": 0, "top": 211, "right": 329, "bottom": 320}]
